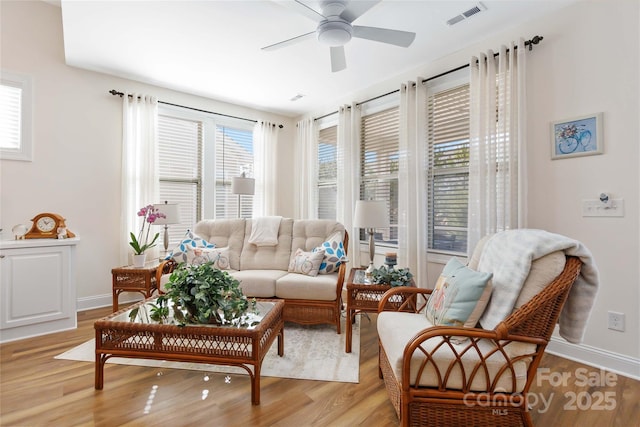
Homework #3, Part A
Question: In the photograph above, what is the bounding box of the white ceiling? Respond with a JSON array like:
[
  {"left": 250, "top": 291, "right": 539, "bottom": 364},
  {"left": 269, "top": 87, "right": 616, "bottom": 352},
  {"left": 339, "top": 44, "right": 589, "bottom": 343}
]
[{"left": 59, "top": 0, "right": 574, "bottom": 117}]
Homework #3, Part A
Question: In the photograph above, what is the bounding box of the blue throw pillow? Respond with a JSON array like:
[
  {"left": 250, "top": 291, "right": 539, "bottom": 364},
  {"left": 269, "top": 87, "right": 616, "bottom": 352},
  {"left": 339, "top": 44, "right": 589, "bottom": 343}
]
[
  {"left": 425, "top": 257, "right": 492, "bottom": 327},
  {"left": 314, "top": 232, "right": 347, "bottom": 274},
  {"left": 165, "top": 230, "right": 215, "bottom": 263}
]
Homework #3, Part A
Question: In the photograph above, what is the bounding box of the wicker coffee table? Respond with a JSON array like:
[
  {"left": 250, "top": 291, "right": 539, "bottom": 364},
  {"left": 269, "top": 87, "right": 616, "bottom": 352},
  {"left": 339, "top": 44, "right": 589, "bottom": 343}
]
[{"left": 94, "top": 298, "right": 284, "bottom": 405}]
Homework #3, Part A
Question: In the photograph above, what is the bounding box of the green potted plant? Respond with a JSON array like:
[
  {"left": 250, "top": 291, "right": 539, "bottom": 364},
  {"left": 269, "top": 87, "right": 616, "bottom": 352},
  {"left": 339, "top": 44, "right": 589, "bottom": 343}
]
[
  {"left": 161, "top": 261, "right": 256, "bottom": 326},
  {"left": 371, "top": 266, "right": 413, "bottom": 287}
]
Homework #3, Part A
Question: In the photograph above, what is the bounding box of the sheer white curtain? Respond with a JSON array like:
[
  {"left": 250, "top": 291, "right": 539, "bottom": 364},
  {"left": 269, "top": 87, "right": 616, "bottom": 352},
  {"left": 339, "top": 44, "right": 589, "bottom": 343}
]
[
  {"left": 294, "top": 118, "right": 318, "bottom": 219},
  {"left": 120, "top": 93, "right": 159, "bottom": 265},
  {"left": 468, "top": 39, "right": 527, "bottom": 254},
  {"left": 398, "top": 81, "right": 428, "bottom": 284},
  {"left": 253, "top": 121, "right": 280, "bottom": 216},
  {"left": 337, "top": 104, "right": 360, "bottom": 267}
]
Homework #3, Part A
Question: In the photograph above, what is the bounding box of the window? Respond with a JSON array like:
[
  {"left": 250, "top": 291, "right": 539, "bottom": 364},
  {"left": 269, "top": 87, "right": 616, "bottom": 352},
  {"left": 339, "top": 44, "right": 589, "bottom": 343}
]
[
  {"left": 0, "top": 71, "right": 32, "bottom": 161},
  {"left": 317, "top": 124, "right": 337, "bottom": 219},
  {"left": 158, "top": 106, "right": 255, "bottom": 247},
  {"left": 158, "top": 113, "right": 202, "bottom": 242},
  {"left": 360, "top": 106, "right": 399, "bottom": 245},
  {"left": 426, "top": 79, "right": 470, "bottom": 254}
]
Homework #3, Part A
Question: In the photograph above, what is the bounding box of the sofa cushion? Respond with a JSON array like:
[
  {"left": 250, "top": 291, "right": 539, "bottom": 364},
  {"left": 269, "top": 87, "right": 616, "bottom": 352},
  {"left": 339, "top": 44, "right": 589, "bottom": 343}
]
[
  {"left": 291, "top": 220, "right": 345, "bottom": 252},
  {"left": 275, "top": 272, "right": 340, "bottom": 301},
  {"left": 185, "top": 246, "right": 230, "bottom": 269},
  {"left": 193, "top": 219, "right": 245, "bottom": 271},
  {"left": 230, "top": 269, "right": 286, "bottom": 298},
  {"left": 288, "top": 248, "right": 325, "bottom": 276},
  {"left": 314, "top": 231, "right": 348, "bottom": 274},
  {"left": 426, "top": 257, "right": 493, "bottom": 327},
  {"left": 165, "top": 230, "right": 215, "bottom": 263},
  {"left": 240, "top": 218, "right": 293, "bottom": 270},
  {"left": 378, "top": 311, "right": 534, "bottom": 393}
]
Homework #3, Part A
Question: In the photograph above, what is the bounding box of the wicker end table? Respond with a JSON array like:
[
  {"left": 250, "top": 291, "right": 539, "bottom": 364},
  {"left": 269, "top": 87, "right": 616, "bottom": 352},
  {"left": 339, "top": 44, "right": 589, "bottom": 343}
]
[
  {"left": 345, "top": 267, "right": 416, "bottom": 353},
  {"left": 111, "top": 262, "right": 160, "bottom": 312}
]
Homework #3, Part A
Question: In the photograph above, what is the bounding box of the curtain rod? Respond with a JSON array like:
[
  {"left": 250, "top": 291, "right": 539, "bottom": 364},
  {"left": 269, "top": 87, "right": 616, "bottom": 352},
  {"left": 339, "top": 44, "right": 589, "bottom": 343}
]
[
  {"left": 108, "top": 90, "right": 284, "bottom": 129},
  {"left": 352, "top": 35, "right": 543, "bottom": 109}
]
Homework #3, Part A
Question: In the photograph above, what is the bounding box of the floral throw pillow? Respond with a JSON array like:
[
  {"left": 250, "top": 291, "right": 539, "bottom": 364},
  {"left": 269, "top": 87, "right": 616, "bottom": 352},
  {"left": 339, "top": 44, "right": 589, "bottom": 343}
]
[
  {"left": 314, "top": 232, "right": 348, "bottom": 274},
  {"left": 425, "top": 257, "right": 493, "bottom": 327},
  {"left": 185, "top": 246, "right": 230, "bottom": 269},
  {"left": 165, "top": 230, "right": 215, "bottom": 263},
  {"left": 288, "top": 248, "right": 325, "bottom": 277}
]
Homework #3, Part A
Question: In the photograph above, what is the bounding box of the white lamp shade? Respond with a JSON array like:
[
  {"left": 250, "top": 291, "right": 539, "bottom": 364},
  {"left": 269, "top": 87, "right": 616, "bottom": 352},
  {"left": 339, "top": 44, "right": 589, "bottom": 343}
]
[
  {"left": 353, "top": 200, "right": 389, "bottom": 229},
  {"left": 153, "top": 202, "right": 180, "bottom": 225},
  {"left": 231, "top": 177, "right": 255, "bottom": 195}
]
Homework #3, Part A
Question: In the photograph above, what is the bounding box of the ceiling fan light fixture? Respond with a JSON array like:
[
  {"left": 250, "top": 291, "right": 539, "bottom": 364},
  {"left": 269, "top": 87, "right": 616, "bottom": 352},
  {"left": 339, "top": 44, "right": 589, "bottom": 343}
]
[{"left": 317, "top": 20, "right": 353, "bottom": 46}]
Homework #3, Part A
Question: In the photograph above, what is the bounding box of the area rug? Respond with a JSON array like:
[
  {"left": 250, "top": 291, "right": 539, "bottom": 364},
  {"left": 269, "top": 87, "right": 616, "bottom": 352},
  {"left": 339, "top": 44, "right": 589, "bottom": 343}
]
[{"left": 55, "top": 318, "right": 360, "bottom": 383}]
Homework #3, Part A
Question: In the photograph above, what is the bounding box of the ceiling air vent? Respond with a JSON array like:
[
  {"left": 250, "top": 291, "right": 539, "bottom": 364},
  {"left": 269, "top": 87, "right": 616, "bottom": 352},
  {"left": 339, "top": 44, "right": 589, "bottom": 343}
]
[{"left": 446, "top": 2, "right": 487, "bottom": 26}]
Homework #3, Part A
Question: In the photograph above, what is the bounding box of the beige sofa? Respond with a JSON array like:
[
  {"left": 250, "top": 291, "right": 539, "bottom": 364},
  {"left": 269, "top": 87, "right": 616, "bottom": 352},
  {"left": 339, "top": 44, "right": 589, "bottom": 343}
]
[{"left": 156, "top": 218, "right": 349, "bottom": 333}]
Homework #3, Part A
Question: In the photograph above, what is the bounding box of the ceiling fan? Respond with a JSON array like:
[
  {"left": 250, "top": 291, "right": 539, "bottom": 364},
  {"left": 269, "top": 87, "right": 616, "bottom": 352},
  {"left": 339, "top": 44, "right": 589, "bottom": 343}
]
[{"left": 262, "top": 0, "right": 416, "bottom": 72}]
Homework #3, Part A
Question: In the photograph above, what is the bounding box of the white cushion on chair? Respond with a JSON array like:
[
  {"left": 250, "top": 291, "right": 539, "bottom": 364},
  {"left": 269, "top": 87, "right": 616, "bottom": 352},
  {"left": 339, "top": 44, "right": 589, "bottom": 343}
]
[{"left": 377, "top": 311, "right": 535, "bottom": 393}]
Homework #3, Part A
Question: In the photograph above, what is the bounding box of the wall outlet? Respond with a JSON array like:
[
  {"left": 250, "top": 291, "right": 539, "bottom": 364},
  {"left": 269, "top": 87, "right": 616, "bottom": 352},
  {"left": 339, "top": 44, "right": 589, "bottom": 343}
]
[{"left": 608, "top": 311, "right": 625, "bottom": 332}]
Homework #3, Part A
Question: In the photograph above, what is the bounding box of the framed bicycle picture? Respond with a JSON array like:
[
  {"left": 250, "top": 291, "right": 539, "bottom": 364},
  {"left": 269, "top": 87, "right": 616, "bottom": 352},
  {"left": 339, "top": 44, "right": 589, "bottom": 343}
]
[{"left": 551, "top": 113, "right": 603, "bottom": 159}]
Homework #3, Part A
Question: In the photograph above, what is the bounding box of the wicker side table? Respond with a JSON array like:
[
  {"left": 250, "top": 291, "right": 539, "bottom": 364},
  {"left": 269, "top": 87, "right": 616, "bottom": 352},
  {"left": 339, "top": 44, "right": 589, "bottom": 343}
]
[
  {"left": 111, "top": 262, "right": 160, "bottom": 312},
  {"left": 345, "top": 267, "right": 415, "bottom": 353}
]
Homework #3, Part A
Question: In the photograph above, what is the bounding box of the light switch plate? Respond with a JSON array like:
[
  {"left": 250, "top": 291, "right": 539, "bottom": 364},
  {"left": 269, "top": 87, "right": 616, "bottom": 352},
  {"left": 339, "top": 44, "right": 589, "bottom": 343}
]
[{"left": 582, "top": 199, "right": 624, "bottom": 217}]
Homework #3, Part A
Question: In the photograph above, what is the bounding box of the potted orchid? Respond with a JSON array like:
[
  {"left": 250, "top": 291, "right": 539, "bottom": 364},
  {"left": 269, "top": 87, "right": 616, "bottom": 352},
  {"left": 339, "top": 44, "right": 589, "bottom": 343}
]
[{"left": 129, "top": 204, "right": 165, "bottom": 266}]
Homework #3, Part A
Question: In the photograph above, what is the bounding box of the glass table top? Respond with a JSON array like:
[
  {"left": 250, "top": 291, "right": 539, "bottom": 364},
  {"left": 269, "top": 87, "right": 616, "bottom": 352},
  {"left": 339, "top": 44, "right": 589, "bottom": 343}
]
[{"left": 109, "top": 298, "right": 275, "bottom": 330}]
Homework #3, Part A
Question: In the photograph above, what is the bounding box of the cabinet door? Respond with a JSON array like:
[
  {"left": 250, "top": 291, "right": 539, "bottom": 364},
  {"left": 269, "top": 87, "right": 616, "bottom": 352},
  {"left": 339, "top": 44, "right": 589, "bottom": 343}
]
[{"left": 0, "top": 245, "right": 72, "bottom": 329}]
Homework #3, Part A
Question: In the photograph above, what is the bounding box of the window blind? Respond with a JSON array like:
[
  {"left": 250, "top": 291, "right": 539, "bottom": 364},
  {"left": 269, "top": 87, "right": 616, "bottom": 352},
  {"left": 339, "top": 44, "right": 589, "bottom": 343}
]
[
  {"left": 318, "top": 125, "right": 337, "bottom": 219},
  {"left": 158, "top": 114, "right": 202, "bottom": 244},
  {"left": 215, "top": 126, "right": 255, "bottom": 219},
  {"left": 360, "top": 106, "right": 399, "bottom": 244},
  {"left": 427, "top": 83, "right": 470, "bottom": 253},
  {"left": 0, "top": 84, "right": 21, "bottom": 150}
]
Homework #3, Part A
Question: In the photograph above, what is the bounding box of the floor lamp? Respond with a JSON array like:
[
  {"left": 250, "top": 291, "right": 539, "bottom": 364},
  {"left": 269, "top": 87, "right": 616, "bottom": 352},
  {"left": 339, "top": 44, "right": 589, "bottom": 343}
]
[
  {"left": 231, "top": 176, "right": 255, "bottom": 218},
  {"left": 153, "top": 201, "right": 180, "bottom": 257},
  {"left": 353, "top": 200, "right": 389, "bottom": 275}
]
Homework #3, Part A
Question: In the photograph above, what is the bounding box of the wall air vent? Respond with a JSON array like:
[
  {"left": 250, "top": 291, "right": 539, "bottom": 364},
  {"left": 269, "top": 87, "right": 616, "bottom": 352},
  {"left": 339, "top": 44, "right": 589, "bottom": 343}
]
[{"left": 446, "top": 2, "right": 487, "bottom": 26}]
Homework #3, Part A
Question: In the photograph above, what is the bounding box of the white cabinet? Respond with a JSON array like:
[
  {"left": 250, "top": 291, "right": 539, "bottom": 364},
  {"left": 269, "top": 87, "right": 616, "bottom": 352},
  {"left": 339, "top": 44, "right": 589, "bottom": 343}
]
[{"left": 0, "top": 238, "right": 79, "bottom": 343}]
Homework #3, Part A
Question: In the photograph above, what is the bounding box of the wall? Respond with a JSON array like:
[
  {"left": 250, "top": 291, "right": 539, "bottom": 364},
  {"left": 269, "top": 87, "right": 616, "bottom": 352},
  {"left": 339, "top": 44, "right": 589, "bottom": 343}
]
[
  {"left": 0, "top": 1, "right": 295, "bottom": 309},
  {"left": 302, "top": 0, "right": 639, "bottom": 375}
]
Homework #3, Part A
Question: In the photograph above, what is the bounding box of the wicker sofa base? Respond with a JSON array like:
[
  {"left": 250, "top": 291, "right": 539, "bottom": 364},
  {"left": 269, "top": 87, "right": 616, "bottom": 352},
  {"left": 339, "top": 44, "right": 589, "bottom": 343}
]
[
  {"left": 282, "top": 298, "right": 342, "bottom": 334},
  {"left": 379, "top": 343, "right": 532, "bottom": 427}
]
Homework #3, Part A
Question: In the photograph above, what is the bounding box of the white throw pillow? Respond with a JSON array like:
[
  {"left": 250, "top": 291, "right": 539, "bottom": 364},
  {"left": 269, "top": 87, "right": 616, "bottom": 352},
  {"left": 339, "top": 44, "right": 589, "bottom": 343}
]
[
  {"left": 185, "top": 246, "right": 230, "bottom": 269},
  {"left": 288, "top": 248, "right": 325, "bottom": 277}
]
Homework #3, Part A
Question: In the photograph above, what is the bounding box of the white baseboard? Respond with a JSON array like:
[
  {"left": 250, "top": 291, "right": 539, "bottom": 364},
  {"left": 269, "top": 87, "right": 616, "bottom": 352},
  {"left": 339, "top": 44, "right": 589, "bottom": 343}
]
[
  {"left": 547, "top": 336, "right": 640, "bottom": 381},
  {"left": 76, "top": 294, "right": 144, "bottom": 312}
]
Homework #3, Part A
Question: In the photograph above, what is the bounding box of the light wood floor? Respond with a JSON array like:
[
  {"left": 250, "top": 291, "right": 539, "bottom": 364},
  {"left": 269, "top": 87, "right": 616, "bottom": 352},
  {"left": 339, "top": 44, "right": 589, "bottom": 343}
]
[{"left": 1, "top": 306, "right": 638, "bottom": 426}]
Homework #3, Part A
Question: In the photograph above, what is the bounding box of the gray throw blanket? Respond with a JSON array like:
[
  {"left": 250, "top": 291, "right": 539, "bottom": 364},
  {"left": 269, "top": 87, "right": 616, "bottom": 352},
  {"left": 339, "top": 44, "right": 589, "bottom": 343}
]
[{"left": 477, "top": 229, "right": 599, "bottom": 344}]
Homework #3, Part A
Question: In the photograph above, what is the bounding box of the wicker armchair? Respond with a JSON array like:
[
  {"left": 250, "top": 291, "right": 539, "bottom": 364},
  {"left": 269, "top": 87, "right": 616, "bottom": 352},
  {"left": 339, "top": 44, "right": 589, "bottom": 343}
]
[{"left": 377, "top": 255, "right": 582, "bottom": 427}]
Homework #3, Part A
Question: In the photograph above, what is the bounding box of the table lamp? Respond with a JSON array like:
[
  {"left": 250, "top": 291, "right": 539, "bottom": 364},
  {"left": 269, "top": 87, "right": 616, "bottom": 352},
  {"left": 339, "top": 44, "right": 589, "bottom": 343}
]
[
  {"left": 353, "top": 200, "right": 389, "bottom": 275},
  {"left": 153, "top": 201, "right": 180, "bottom": 255},
  {"left": 231, "top": 175, "right": 255, "bottom": 218}
]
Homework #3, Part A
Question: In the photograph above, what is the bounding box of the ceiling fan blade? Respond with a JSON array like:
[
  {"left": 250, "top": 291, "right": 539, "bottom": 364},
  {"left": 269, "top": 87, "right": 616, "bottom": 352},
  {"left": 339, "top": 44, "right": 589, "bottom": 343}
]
[
  {"left": 340, "top": 0, "right": 381, "bottom": 23},
  {"left": 353, "top": 26, "right": 416, "bottom": 47},
  {"left": 330, "top": 46, "right": 346, "bottom": 72},
  {"left": 273, "top": 0, "right": 326, "bottom": 23},
  {"left": 262, "top": 31, "right": 316, "bottom": 51}
]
